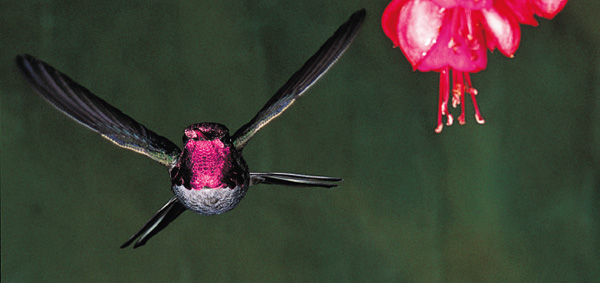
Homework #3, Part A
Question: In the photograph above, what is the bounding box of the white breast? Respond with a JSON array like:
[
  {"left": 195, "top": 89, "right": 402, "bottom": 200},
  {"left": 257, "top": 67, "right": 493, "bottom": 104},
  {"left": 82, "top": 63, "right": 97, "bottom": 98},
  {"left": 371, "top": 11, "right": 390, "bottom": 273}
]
[{"left": 172, "top": 184, "right": 247, "bottom": 215}]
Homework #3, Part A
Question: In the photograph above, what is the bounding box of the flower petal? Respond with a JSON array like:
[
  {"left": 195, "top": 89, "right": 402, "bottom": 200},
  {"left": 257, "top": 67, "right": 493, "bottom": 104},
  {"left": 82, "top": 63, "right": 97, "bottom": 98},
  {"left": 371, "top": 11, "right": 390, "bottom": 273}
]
[
  {"left": 503, "top": 0, "right": 538, "bottom": 26},
  {"left": 382, "top": 0, "right": 410, "bottom": 47},
  {"left": 396, "top": 0, "right": 445, "bottom": 69},
  {"left": 418, "top": 9, "right": 487, "bottom": 72},
  {"left": 481, "top": 7, "right": 521, "bottom": 57},
  {"left": 533, "top": 0, "right": 568, "bottom": 19},
  {"left": 430, "top": 0, "right": 492, "bottom": 10}
]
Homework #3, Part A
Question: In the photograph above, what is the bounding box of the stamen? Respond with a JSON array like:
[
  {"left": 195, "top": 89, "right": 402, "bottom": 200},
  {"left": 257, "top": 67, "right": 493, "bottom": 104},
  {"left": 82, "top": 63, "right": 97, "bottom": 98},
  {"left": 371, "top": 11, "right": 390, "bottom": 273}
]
[
  {"left": 459, "top": 79, "right": 466, "bottom": 125},
  {"left": 443, "top": 68, "right": 453, "bottom": 127},
  {"left": 452, "top": 71, "right": 462, "bottom": 108},
  {"left": 469, "top": 89, "right": 485, "bottom": 124},
  {"left": 442, "top": 75, "right": 450, "bottom": 116},
  {"left": 435, "top": 68, "right": 486, "bottom": 132},
  {"left": 442, "top": 67, "right": 453, "bottom": 127},
  {"left": 435, "top": 67, "right": 450, "bottom": 133},
  {"left": 445, "top": 70, "right": 453, "bottom": 126},
  {"left": 465, "top": 73, "right": 478, "bottom": 95},
  {"left": 464, "top": 73, "right": 484, "bottom": 124},
  {"left": 447, "top": 113, "right": 454, "bottom": 126},
  {"left": 435, "top": 123, "right": 443, "bottom": 134}
]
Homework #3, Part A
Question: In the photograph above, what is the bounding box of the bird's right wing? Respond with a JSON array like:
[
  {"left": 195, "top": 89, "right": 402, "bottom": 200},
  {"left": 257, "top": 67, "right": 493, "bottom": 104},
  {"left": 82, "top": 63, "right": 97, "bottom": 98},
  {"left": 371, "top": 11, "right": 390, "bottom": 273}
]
[{"left": 16, "top": 54, "right": 181, "bottom": 167}]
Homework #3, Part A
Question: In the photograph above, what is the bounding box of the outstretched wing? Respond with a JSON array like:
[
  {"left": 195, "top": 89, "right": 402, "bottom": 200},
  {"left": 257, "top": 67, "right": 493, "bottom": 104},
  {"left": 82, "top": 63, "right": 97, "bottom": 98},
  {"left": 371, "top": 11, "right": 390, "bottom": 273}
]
[
  {"left": 250, "top": 172, "right": 342, "bottom": 188},
  {"left": 120, "top": 197, "right": 187, "bottom": 249},
  {"left": 232, "top": 9, "right": 366, "bottom": 150},
  {"left": 16, "top": 54, "right": 181, "bottom": 167}
]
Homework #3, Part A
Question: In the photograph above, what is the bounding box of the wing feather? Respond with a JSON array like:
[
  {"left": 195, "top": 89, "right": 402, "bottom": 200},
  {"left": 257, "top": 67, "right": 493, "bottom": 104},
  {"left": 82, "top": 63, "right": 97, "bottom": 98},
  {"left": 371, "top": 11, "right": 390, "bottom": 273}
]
[
  {"left": 16, "top": 54, "right": 181, "bottom": 166},
  {"left": 232, "top": 9, "right": 366, "bottom": 150},
  {"left": 250, "top": 172, "right": 342, "bottom": 188},
  {"left": 120, "top": 197, "right": 187, "bottom": 249}
]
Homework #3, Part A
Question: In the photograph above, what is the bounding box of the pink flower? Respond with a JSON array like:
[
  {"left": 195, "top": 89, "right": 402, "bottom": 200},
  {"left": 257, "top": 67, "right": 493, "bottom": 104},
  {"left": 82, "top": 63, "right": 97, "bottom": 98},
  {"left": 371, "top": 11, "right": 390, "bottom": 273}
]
[{"left": 382, "top": 0, "right": 568, "bottom": 133}]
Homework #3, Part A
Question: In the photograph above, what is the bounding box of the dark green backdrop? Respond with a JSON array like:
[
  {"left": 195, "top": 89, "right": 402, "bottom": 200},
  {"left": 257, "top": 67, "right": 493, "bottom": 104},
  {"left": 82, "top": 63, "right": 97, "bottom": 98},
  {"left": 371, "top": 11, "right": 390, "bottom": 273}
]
[{"left": 2, "top": 1, "right": 598, "bottom": 282}]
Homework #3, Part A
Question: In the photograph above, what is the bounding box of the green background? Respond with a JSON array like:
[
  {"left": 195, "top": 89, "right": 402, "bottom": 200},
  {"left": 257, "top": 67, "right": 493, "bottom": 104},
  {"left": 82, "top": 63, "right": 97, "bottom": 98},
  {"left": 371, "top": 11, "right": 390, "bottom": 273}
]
[{"left": 2, "top": 1, "right": 598, "bottom": 282}]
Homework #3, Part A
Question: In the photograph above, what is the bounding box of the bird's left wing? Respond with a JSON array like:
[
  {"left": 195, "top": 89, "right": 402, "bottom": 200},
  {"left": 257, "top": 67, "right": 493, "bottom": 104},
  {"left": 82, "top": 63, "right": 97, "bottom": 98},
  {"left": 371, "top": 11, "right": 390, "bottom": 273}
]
[
  {"left": 232, "top": 9, "right": 366, "bottom": 150},
  {"left": 16, "top": 54, "right": 181, "bottom": 167}
]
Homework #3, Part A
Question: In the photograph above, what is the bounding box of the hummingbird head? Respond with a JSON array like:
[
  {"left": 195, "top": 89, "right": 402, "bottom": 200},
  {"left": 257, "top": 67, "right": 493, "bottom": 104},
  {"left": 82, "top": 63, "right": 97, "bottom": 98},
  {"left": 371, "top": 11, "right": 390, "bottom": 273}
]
[
  {"left": 175, "top": 122, "right": 247, "bottom": 193},
  {"left": 183, "top": 123, "right": 231, "bottom": 144}
]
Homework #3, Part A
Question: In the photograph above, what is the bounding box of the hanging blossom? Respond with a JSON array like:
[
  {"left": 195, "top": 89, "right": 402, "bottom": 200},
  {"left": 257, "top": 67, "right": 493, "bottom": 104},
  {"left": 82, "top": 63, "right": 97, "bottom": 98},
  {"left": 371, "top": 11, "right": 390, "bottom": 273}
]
[{"left": 382, "top": 0, "right": 568, "bottom": 133}]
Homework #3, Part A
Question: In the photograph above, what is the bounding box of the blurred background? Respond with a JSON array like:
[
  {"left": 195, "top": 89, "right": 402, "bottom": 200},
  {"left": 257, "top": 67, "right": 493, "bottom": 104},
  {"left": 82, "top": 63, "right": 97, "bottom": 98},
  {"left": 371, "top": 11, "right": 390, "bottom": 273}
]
[{"left": 1, "top": 1, "right": 598, "bottom": 282}]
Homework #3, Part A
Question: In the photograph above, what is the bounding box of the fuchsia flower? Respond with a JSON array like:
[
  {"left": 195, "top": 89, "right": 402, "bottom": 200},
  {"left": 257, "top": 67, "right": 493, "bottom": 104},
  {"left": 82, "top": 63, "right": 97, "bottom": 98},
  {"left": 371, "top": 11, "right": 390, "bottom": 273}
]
[{"left": 382, "top": 0, "right": 568, "bottom": 133}]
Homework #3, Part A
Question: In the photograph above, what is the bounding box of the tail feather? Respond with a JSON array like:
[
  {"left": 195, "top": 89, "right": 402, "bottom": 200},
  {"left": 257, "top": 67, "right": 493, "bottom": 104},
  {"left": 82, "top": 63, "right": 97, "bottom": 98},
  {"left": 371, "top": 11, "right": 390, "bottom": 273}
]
[{"left": 120, "top": 197, "right": 186, "bottom": 249}]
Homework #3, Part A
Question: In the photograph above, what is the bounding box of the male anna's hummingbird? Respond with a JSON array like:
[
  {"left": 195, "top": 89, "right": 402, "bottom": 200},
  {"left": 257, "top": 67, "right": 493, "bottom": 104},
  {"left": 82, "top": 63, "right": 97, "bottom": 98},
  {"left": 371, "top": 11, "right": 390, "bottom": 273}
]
[{"left": 16, "top": 9, "right": 365, "bottom": 248}]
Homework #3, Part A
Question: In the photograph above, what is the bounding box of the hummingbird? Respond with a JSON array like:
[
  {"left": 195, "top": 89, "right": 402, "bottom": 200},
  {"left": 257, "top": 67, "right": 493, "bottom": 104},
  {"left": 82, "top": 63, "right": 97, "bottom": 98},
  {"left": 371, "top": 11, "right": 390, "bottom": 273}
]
[{"left": 16, "top": 9, "right": 365, "bottom": 248}]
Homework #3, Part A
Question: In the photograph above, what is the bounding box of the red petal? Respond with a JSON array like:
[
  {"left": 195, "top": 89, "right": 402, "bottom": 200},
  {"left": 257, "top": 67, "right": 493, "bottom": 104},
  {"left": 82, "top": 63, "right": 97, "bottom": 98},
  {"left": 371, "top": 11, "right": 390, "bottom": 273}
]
[
  {"left": 382, "top": 0, "right": 410, "bottom": 47},
  {"left": 417, "top": 9, "right": 487, "bottom": 72},
  {"left": 430, "top": 0, "right": 492, "bottom": 10},
  {"left": 396, "top": 0, "right": 445, "bottom": 69},
  {"left": 503, "top": 0, "right": 538, "bottom": 26},
  {"left": 533, "top": 0, "right": 568, "bottom": 19},
  {"left": 481, "top": 6, "right": 521, "bottom": 57}
]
